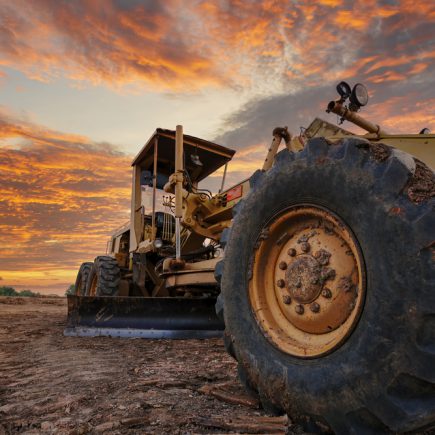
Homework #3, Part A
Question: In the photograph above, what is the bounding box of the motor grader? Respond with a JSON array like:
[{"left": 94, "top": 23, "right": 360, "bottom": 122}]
[{"left": 66, "top": 82, "right": 434, "bottom": 434}]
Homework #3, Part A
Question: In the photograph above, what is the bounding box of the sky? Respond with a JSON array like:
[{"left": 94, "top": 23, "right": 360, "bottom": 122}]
[{"left": 0, "top": 0, "right": 434, "bottom": 294}]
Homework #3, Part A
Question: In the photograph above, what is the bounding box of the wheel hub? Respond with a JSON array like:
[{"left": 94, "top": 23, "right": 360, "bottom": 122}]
[
  {"left": 249, "top": 204, "right": 365, "bottom": 358},
  {"left": 285, "top": 255, "right": 322, "bottom": 304}
]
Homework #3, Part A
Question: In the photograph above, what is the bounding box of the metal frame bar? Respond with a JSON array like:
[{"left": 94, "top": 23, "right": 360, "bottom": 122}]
[{"left": 151, "top": 136, "right": 158, "bottom": 243}]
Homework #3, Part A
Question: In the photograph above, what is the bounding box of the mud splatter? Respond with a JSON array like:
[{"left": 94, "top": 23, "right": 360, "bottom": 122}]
[
  {"left": 405, "top": 159, "right": 435, "bottom": 204},
  {"left": 368, "top": 142, "right": 391, "bottom": 162}
]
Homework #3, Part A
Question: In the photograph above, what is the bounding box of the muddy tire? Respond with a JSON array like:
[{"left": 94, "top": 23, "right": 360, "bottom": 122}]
[
  {"left": 86, "top": 256, "right": 120, "bottom": 296},
  {"left": 73, "top": 262, "right": 93, "bottom": 296},
  {"left": 218, "top": 137, "right": 435, "bottom": 433}
]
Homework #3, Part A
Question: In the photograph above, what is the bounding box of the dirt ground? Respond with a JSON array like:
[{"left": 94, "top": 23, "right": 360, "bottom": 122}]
[{"left": 0, "top": 297, "right": 296, "bottom": 434}]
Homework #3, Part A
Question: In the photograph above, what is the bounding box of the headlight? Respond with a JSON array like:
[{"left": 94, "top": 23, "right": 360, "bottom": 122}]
[
  {"left": 350, "top": 83, "right": 368, "bottom": 108},
  {"left": 336, "top": 81, "right": 351, "bottom": 100},
  {"left": 154, "top": 238, "right": 163, "bottom": 249}
]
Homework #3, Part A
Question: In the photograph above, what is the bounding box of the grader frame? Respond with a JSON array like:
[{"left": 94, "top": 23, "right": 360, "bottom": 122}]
[{"left": 65, "top": 83, "right": 433, "bottom": 338}]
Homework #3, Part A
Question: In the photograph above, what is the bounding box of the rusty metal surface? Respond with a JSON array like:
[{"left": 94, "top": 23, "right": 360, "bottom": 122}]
[
  {"left": 249, "top": 205, "right": 365, "bottom": 358},
  {"left": 65, "top": 295, "right": 224, "bottom": 339},
  {"left": 285, "top": 255, "right": 322, "bottom": 304},
  {"left": 305, "top": 116, "right": 435, "bottom": 169},
  {"left": 327, "top": 100, "right": 386, "bottom": 135}
]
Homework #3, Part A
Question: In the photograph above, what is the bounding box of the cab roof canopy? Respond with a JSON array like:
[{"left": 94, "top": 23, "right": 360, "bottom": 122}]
[{"left": 132, "top": 128, "right": 236, "bottom": 183}]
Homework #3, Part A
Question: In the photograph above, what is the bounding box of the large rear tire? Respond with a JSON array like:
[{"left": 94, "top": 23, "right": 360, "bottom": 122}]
[
  {"left": 86, "top": 256, "right": 120, "bottom": 296},
  {"left": 219, "top": 137, "right": 435, "bottom": 433},
  {"left": 74, "top": 262, "right": 93, "bottom": 296}
]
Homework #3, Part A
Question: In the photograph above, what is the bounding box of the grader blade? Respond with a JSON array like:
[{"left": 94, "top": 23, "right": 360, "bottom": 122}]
[{"left": 64, "top": 295, "right": 224, "bottom": 339}]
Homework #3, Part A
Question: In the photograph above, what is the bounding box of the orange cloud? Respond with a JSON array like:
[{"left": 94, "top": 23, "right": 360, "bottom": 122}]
[
  {"left": 0, "top": 0, "right": 434, "bottom": 94},
  {"left": 317, "top": 0, "right": 343, "bottom": 7},
  {"left": 0, "top": 109, "right": 132, "bottom": 294},
  {"left": 0, "top": 109, "right": 263, "bottom": 294},
  {"left": 368, "top": 95, "right": 435, "bottom": 133},
  {"left": 1, "top": 0, "right": 434, "bottom": 294},
  {"left": 190, "top": 0, "right": 434, "bottom": 93},
  {"left": 334, "top": 10, "right": 368, "bottom": 30},
  {"left": 0, "top": 0, "right": 226, "bottom": 91}
]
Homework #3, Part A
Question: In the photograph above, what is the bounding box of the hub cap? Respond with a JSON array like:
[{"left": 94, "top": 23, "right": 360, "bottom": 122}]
[{"left": 249, "top": 205, "right": 365, "bottom": 358}]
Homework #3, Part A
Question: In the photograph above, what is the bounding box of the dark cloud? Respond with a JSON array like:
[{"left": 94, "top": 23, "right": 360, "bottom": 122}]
[
  {"left": 214, "top": 77, "right": 434, "bottom": 161},
  {"left": 215, "top": 86, "right": 331, "bottom": 149}
]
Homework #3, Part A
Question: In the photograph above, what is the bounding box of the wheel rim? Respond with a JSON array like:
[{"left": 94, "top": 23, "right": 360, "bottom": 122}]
[
  {"left": 249, "top": 204, "right": 365, "bottom": 358},
  {"left": 89, "top": 275, "right": 98, "bottom": 296}
]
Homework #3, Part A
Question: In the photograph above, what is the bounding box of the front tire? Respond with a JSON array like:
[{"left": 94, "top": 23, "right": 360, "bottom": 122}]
[
  {"left": 220, "top": 138, "right": 435, "bottom": 433},
  {"left": 74, "top": 262, "right": 93, "bottom": 296},
  {"left": 86, "top": 256, "right": 120, "bottom": 296}
]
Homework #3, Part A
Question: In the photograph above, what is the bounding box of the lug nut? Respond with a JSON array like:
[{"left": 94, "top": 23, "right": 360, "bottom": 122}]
[
  {"left": 276, "top": 279, "right": 285, "bottom": 288},
  {"left": 300, "top": 242, "right": 310, "bottom": 253},
  {"left": 295, "top": 304, "right": 304, "bottom": 315},
  {"left": 278, "top": 261, "right": 287, "bottom": 270},
  {"left": 314, "top": 249, "right": 331, "bottom": 265},
  {"left": 321, "top": 288, "right": 332, "bottom": 298},
  {"left": 310, "top": 302, "right": 320, "bottom": 313},
  {"left": 283, "top": 295, "right": 292, "bottom": 305},
  {"left": 287, "top": 248, "right": 297, "bottom": 257},
  {"left": 321, "top": 268, "right": 336, "bottom": 281}
]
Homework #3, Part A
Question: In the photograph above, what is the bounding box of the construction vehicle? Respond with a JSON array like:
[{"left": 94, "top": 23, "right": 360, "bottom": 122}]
[{"left": 66, "top": 82, "right": 434, "bottom": 434}]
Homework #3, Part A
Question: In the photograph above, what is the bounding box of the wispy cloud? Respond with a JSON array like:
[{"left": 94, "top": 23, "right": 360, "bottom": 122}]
[
  {"left": 0, "top": 0, "right": 225, "bottom": 91},
  {"left": 1, "top": 1, "right": 434, "bottom": 93},
  {"left": 0, "top": 108, "right": 131, "bottom": 292},
  {"left": 0, "top": 109, "right": 265, "bottom": 294}
]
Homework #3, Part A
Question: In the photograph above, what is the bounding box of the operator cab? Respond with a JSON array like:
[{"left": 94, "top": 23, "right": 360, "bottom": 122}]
[
  {"left": 132, "top": 128, "right": 235, "bottom": 186},
  {"left": 130, "top": 129, "right": 235, "bottom": 253}
]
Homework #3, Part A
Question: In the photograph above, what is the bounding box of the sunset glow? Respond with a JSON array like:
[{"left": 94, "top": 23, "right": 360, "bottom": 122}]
[{"left": 0, "top": 0, "right": 434, "bottom": 294}]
